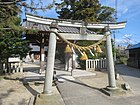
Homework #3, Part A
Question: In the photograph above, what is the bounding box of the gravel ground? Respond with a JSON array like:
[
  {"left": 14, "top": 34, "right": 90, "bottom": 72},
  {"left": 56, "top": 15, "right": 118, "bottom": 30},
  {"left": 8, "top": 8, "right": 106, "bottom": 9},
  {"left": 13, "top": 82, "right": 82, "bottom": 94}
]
[{"left": 0, "top": 72, "right": 43, "bottom": 105}]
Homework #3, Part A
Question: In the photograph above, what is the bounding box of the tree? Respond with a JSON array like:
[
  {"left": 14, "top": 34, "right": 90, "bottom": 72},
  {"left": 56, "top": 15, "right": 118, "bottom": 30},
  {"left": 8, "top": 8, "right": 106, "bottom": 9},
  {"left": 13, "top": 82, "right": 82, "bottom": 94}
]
[
  {"left": 55, "top": 0, "right": 115, "bottom": 22},
  {"left": 0, "top": 0, "right": 57, "bottom": 73},
  {"left": 0, "top": 0, "right": 55, "bottom": 12},
  {"left": 0, "top": 0, "right": 31, "bottom": 72},
  {"left": 0, "top": 30, "right": 31, "bottom": 62}
]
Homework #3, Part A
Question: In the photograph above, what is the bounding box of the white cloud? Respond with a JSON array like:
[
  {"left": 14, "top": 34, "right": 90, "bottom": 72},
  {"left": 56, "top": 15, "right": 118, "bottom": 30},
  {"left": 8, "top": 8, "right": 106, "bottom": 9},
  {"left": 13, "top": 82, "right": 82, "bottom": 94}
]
[
  {"left": 100, "top": 0, "right": 140, "bottom": 20},
  {"left": 116, "top": 34, "right": 137, "bottom": 45},
  {"left": 122, "top": 8, "right": 128, "bottom": 14},
  {"left": 116, "top": 39, "right": 123, "bottom": 44},
  {"left": 123, "top": 34, "right": 132, "bottom": 38},
  {"left": 117, "top": 0, "right": 140, "bottom": 19}
]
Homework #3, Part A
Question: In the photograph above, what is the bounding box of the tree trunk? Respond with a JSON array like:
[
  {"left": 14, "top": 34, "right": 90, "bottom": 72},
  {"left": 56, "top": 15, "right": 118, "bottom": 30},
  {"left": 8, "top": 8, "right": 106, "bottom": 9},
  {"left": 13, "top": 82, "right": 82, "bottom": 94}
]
[{"left": 5, "top": 58, "right": 10, "bottom": 73}]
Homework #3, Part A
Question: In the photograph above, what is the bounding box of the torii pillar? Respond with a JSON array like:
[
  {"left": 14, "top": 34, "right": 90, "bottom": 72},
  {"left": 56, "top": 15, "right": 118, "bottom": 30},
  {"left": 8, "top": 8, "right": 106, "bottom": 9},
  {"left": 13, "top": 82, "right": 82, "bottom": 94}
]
[
  {"left": 105, "top": 26, "right": 117, "bottom": 89},
  {"left": 43, "top": 22, "right": 58, "bottom": 94}
]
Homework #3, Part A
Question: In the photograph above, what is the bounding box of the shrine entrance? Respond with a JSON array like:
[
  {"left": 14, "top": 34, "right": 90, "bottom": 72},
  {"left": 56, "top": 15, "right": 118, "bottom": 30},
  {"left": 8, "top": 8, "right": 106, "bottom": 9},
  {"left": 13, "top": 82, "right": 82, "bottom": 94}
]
[{"left": 23, "top": 13, "right": 126, "bottom": 94}]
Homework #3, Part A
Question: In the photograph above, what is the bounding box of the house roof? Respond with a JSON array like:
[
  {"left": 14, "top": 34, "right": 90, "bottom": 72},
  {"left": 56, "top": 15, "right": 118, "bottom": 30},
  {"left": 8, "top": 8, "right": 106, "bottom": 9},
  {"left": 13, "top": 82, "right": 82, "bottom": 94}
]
[{"left": 128, "top": 43, "right": 140, "bottom": 49}]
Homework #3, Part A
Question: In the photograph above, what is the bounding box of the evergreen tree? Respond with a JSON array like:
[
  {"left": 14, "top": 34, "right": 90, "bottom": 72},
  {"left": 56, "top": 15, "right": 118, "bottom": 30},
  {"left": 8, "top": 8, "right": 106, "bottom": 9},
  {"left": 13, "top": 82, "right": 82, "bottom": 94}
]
[
  {"left": 56, "top": 0, "right": 115, "bottom": 22},
  {"left": 0, "top": 0, "right": 56, "bottom": 72},
  {"left": 0, "top": 0, "right": 31, "bottom": 72}
]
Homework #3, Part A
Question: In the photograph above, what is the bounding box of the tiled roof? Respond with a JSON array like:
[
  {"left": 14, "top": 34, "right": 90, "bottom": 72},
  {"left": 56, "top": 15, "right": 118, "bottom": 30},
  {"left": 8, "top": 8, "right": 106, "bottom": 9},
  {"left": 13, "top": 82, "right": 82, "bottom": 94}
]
[
  {"left": 128, "top": 43, "right": 140, "bottom": 49},
  {"left": 22, "top": 21, "right": 95, "bottom": 34}
]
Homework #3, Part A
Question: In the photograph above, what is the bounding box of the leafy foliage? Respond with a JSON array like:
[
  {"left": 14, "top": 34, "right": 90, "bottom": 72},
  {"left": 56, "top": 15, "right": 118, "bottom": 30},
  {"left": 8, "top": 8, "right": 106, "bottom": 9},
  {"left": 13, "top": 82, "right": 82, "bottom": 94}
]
[
  {"left": 56, "top": 0, "right": 115, "bottom": 22},
  {"left": 0, "top": 1, "right": 20, "bottom": 30},
  {"left": 0, "top": 31, "right": 31, "bottom": 62},
  {"left": 0, "top": 0, "right": 56, "bottom": 64},
  {"left": 0, "top": 0, "right": 30, "bottom": 63}
]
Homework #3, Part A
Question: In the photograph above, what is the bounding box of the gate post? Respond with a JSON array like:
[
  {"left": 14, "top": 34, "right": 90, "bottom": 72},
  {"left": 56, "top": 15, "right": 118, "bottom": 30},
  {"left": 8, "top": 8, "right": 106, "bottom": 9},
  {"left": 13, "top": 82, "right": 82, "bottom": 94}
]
[
  {"left": 105, "top": 26, "right": 117, "bottom": 89},
  {"left": 43, "top": 22, "right": 58, "bottom": 94},
  {"left": 40, "top": 34, "right": 45, "bottom": 74}
]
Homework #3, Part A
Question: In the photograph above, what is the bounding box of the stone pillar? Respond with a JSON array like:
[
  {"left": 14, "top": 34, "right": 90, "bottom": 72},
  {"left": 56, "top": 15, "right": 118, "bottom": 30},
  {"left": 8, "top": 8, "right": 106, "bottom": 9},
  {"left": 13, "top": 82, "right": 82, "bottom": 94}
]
[
  {"left": 20, "top": 60, "right": 23, "bottom": 72},
  {"left": 72, "top": 47, "right": 76, "bottom": 69},
  {"left": 40, "top": 34, "right": 45, "bottom": 74},
  {"left": 65, "top": 53, "right": 72, "bottom": 71},
  {"left": 43, "top": 22, "right": 58, "bottom": 94},
  {"left": 105, "top": 26, "right": 117, "bottom": 89},
  {"left": 65, "top": 53, "right": 69, "bottom": 70},
  {"left": 68, "top": 56, "right": 72, "bottom": 71}
]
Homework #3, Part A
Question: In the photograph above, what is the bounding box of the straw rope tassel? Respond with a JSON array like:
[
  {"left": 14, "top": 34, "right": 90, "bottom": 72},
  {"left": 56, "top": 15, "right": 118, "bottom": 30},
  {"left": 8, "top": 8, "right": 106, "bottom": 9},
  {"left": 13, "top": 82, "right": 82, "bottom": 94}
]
[
  {"left": 89, "top": 49, "right": 95, "bottom": 56},
  {"left": 65, "top": 45, "right": 72, "bottom": 53},
  {"left": 71, "top": 47, "right": 75, "bottom": 54},
  {"left": 80, "top": 51, "right": 88, "bottom": 60},
  {"left": 96, "top": 45, "right": 102, "bottom": 53},
  {"left": 78, "top": 48, "right": 84, "bottom": 55}
]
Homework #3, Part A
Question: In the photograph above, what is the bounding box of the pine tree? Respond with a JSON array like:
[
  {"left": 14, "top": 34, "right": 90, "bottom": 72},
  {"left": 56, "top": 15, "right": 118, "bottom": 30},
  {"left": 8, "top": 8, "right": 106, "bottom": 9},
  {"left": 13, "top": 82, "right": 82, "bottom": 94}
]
[
  {"left": 56, "top": 0, "right": 115, "bottom": 22},
  {"left": 0, "top": 0, "right": 31, "bottom": 72},
  {"left": 0, "top": 0, "right": 56, "bottom": 72}
]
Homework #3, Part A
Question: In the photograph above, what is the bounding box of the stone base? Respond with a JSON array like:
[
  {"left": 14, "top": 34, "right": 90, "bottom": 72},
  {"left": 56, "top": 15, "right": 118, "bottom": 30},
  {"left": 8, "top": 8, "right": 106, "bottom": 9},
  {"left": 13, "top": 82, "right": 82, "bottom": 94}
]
[
  {"left": 100, "top": 86, "right": 127, "bottom": 96},
  {"left": 35, "top": 93, "right": 65, "bottom": 105}
]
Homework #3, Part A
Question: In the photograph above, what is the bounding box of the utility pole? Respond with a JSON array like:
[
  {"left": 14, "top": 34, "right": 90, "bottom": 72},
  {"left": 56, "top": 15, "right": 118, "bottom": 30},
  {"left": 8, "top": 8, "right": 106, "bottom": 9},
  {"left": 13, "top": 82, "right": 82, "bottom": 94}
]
[
  {"left": 113, "top": 0, "right": 118, "bottom": 62},
  {"left": 114, "top": 0, "right": 118, "bottom": 79},
  {"left": 113, "top": 31, "right": 116, "bottom": 62}
]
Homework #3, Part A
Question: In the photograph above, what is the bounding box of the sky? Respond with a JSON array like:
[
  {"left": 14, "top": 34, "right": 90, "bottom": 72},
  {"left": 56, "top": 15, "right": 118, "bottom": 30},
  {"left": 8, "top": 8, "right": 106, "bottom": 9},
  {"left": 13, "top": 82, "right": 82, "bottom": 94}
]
[
  {"left": 100, "top": 0, "right": 140, "bottom": 46},
  {"left": 23, "top": 0, "right": 140, "bottom": 46}
]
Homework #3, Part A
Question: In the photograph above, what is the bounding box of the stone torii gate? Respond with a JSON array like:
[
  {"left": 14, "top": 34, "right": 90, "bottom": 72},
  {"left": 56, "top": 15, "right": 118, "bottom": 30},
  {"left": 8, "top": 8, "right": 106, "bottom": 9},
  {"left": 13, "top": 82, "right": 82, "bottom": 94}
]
[{"left": 24, "top": 13, "right": 126, "bottom": 94}]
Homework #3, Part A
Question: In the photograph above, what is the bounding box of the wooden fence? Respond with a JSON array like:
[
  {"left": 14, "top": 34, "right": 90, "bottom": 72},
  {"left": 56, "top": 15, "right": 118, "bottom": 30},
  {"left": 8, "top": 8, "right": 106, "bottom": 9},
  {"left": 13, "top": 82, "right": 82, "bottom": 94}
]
[{"left": 1, "top": 62, "right": 23, "bottom": 73}]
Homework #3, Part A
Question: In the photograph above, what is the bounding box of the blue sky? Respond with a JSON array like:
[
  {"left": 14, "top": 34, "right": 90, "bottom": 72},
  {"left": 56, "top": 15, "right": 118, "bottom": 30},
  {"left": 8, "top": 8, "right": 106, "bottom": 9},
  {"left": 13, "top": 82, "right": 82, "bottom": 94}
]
[
  {"left": 100, "top": 0, "right": 140, "bottom": 46},
  {"left": 23, "top": 0, "right": 140, "bottom": 46}
]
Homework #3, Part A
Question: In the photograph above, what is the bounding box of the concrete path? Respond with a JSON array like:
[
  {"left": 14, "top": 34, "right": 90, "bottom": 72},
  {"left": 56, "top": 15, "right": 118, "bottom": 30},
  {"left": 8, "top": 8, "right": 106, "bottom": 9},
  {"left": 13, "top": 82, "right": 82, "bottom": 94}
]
[
  {"left": 116, "top": 64, "right": 140, "bottom": 95},
  {"left": 56, "top": 65, "right": 140, "bottom": 105},
  {"left": 57, "top": 80, "right": 110, "bottom": 105},
  {"left": 57, "top": 79, "right": 140, "bottom": 105}
]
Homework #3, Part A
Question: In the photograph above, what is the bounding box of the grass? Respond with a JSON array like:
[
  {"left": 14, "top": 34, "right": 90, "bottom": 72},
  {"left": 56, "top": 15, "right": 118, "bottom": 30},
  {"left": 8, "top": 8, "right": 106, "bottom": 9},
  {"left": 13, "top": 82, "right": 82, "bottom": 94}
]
[
  {"left": 0, "top": 75, "right": 4, "bottom": 81},
  {"left": 116, "top": 57, "right": 128, "bottom": 65},
  {"left": 120, "top": 57, "right": 128, "bottom": 65},
  {"left": 0, "top": 70, "right": 4, "bottom": 80}
]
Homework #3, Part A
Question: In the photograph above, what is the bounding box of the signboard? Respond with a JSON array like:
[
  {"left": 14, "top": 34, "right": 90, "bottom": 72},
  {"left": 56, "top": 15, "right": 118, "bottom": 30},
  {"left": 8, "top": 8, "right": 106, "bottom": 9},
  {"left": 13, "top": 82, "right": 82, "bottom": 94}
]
[{"left": 8, "top": 57, "right": 20, "bottom": 62}]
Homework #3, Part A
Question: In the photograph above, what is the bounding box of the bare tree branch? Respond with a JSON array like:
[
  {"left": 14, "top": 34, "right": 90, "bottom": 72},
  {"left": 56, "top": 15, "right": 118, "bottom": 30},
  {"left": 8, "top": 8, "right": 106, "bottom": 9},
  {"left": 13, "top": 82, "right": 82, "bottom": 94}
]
[
  {"left": 0, "top": 0, "right": 55, "bottom": 11},
  {"left": 20, "top": 3, "right": 53, "bottom": 10},
  {"left": 0, "top": 0, "right": 22, "bottom": 5},
  {"left": 35, "top": 39, "right": 40, "bottom": 44}
]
